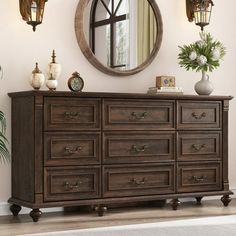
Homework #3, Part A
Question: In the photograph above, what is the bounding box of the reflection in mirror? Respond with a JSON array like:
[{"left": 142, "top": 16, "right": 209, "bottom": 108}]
[{"left": 75, "top": 0, "right": 163, "bottom": 76}]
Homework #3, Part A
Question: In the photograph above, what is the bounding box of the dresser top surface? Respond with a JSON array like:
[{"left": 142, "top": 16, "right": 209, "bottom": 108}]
[{"left": 8, "top": 90, "right": 233, "bottom": 101}]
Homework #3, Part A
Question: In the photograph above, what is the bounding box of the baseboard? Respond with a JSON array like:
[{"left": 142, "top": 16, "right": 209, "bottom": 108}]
[
  {"left": 0, "top": 202, "right": 62, "bottom": 216},
  {"left": 1, "top": 189, "right": 235, "bottom": 216}
]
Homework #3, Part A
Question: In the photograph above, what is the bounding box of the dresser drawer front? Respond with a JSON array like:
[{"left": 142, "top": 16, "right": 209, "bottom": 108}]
[
  {"left": 44, "top": 98, "right": 101, "bottom": 130},
  {"left": 103, "top": 164, "right": 175, "bottom": 197},
  {"left": 177, "top": 162, "right": 222, "bottom": 193},
  {"left": 44, "top": 133, "right": 101, "bottom": 166},
  {"left": 177, "top": 101, "right": 221, "bottom": 129},
  {"left": 177, "top": 132, "right": 221, "bottom": 161},
  {"left": 44, "top": 166, "right": 101, "bottom": 201},
  {"left": 103, "top": 132, "right": 175, "bottom": 164},
  {"left": 103, "top": 99, "right": 174, "bottom": 130}
]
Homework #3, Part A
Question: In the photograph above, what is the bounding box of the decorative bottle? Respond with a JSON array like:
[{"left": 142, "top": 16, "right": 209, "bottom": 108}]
[{"left": 30, "top": 62, "right": 45, "bottom": 90}]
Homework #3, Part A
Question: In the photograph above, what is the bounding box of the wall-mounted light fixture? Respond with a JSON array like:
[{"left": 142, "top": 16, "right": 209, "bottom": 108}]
[
  {"left": 19, "top": 0, "right": 48, "bottom": 31},
  {"left": 186, "top": 0, "right": 214, "bottom": 31}
]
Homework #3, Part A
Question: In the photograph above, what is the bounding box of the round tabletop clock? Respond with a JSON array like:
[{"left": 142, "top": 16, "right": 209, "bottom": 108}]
[{"left": 68, "top": 72, "right": 84, "bottom": 92}]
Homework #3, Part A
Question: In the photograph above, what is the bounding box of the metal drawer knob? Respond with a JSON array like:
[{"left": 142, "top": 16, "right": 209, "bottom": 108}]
[
  {"left": 130, "top": 177, "right": 147, "bottom": 186},
  {"left": 65, "top": 146, "right": 82, "bottom": 154},
  {"left": 191, "top": 144, "right": 206, "bottom": 151},
  {"left": 131, "top": 145, "right": 149, "bottom": 153},
  {"left": 130, "top": 112, "right": 149, "bottom": 121},
  {"left": 191, "top": 112, "right": 206, "bottom": 119},
  {"left": 64, "top": 111, "right": 80, "bottom": 120},
  {"left": 191, "top": 175, "right": 207, "bottom": 183},
  {"left": 63, "top": 180, "right": 82, "bottom": 190}
]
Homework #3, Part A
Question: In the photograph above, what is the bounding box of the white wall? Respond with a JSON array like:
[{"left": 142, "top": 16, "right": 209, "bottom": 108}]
[{"left": 0, "top": 0, "right": 236, "bottom": 214}]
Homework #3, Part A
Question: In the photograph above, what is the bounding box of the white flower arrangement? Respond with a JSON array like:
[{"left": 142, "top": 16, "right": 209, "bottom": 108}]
[{"left": 178, "top": 32, "right": 226, "bottom": 72}]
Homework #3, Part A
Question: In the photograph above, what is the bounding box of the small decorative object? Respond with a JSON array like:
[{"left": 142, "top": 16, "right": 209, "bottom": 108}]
[
  {"left": 0, "top": 65, "right": 3, "bottom": 80},
  {"left": 178, "top": 32, "right": 226, "bottom": 95},
  {"left": 19, "top": 0, "right": 48, "bottom": 31},
  {"left": 68, "top": 72, "right": 84, "bottom": 92},
  {"left": 46, "top": 73, "right": 58, "bottom": 91},
  {"left": 47, "top": 50, "right": 61, "bottom": 80},
  {"left": 30, "top": 62, "right": 45, "bottom": 90},
  {"left": 186, "top": 0, "right": 214, "bottom": 31},
  {"left": 156, "top": 76, "right": 175, "bottom": 88}
]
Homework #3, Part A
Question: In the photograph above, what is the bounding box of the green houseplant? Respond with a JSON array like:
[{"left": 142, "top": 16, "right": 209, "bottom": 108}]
[
  {"left": 178, "top": 32, "right": 226, "bottom": 95},
  {"left": 0, "top": 110, "right": 10, "bottom": 163},
  {"left": 0, "top": 66, "right": 10, "bottom": 163}
]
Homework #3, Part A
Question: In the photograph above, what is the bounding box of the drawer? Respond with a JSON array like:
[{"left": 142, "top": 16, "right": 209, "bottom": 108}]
[
  {"left": 44, "top": 166, "right": 101, "bottom": 201},
  {"left": 103, "top": 132, "right": 175, "bottom": 164},
  {"left": 177, "top": 101, "right": 221, "bottom": 129},
  {"left": 103, "top": 99, "right": 174, "bottom": 130},
  {"left": 177, "top": 162, "right": 222, "bottom": 193},
  {"left": 44, "top": 98, "right": 101, "bottom": 131},
  {"left": 177, "top": 132, "right": 221, "bottom": 161},
  {"left": 44, "top": 133, "right": 101, "bottom": 166},
  {"left": 103, "top": 164, "right": 175, "bottom": 197}
]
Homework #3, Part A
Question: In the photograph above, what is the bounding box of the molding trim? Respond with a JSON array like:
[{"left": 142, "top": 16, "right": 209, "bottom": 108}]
[
  {"left": 1, "top": 189, "right": 235, "bottom": 216},
  {"left": 0, "top": 202, "right": 62, "bottom": 216}
]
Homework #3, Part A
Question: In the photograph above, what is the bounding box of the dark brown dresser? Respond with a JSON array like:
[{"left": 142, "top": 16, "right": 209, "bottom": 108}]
[{"left": 8, "top": 91, "right": 233, "bottom": 222}]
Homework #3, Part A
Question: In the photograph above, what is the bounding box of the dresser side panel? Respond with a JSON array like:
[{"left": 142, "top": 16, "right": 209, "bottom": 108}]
[{"left": 11, "top": 96, "right": 35, "bottom": 203}]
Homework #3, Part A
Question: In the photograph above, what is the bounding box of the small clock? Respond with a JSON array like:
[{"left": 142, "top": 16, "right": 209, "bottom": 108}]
[
  {"left": 156, "top": 76, "right": 175, "bottom": 88},
  {"left": 68, "top": 72, "right": 84, "bottom": 92}
]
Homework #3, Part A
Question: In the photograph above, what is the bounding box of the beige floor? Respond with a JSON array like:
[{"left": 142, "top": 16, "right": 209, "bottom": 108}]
[{"left": 0, "top": 199, "right": 236, "bottom": 236}]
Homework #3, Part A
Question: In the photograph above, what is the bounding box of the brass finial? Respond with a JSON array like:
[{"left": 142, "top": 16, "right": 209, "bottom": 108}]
[
  {"left": 32, "top": 62, "right": 41, "bottom": 73},
  {"left": 51, "top": 50, "right": 56, "bottom": 63}
]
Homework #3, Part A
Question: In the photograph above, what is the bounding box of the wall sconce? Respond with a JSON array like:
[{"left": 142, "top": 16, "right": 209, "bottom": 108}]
[
  {"left": 19, "top": 0, "right": 48, "bottom": 31},
  {"left": 186, "top": 0, "right": 214, "bottom": 31}
]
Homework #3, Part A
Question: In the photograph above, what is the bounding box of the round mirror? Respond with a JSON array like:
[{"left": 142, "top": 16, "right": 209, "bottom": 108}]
[{"left": 75, "top": 0, "right": 163, "bottom": 76}]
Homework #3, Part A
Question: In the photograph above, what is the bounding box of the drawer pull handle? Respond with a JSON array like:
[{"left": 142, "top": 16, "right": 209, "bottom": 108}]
[
  {"left": 65, "top": 146, "right": 82, "bottom": 154},
  {"left": 191, "top": 176, "right": 207, "bottom": 183},
  {"left": 130, "top": 177, "right": 147, "bottom": 186},
  {"left": 191, "top": 144, "right": 206, "bottom": 151},
  {"left": 130, "top": 112, "right": 148, "bottom": 120},
  {"left": 191, "top": 112, "right": 206, "bottom": 119},
  {"left": 64, "top": 111, "right": 80, "bottom": 120},
  {"left": 131, "top": 145, "right": 148, "bottom": 153},
  {"left": 64, "top": 181, "right": 81, "bottom": 190}
]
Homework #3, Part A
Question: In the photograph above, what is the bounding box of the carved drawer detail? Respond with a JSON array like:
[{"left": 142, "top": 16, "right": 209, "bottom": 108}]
[
  {"left": 103, "top": 132, "right": 175, "bottom": 164},
  {"left": 177, "top": 101, "right": 221, "bottom": 129},
  {"left": 103, "top": 99, "right": 175, "bottom": 130},
  {"left": 103, "top": 164, "right": 175, "bottom": 197},
  {"left": 44, "top": 98, "right": 101, "bottom": 130},
  {"left": 177, "top": 162, "right": 222, "bottom": 193},
  {"left": 177, "top": 132, "right": 221, "bottom": 161},
  {"left": 44, "top": 132, "right": 101, "bottom": 166},
  {"left": 44, "top": 166, "right": 101, "bottom": 201}
]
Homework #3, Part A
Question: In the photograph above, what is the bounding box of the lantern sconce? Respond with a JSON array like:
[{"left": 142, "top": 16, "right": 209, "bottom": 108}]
[
  {"left": 19, "top": 0, "right": 48, "bottom": 31},
  {"left": 186, "top": 0, "right": 214, "bottom": 31}
]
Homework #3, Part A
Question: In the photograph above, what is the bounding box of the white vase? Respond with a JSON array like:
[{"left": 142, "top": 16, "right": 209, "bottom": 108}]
[
  {"left": 194, "top": 70, "right": 214, "bottom": 95},
  {"left": 30, "top": 63, "right": 45, "bottom": 90},
  {"left": 46, "top": 75, "right": 58, "bottom": 91}
]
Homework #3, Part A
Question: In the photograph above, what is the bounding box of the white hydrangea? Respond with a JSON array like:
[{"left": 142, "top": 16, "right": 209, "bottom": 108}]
[
  {"left": 197, "top": 55, "right": 207, "bottom": 66},
  {"left": 212, "top": 48, "right": 221, "bottom": 60},
  {"left": 189, "top": 51, "right": 197, "bottom": 61},
  {"left": 196, "top": 40, "right": 206, "bottom": 47}
]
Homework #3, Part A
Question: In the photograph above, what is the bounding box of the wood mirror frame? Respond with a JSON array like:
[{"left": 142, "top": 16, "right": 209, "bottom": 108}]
[{"left": 75, "top": 0, "right": 163, "bottom": 76}]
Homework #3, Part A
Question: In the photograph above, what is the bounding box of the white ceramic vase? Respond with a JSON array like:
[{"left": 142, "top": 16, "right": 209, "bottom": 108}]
[
  {"left": 194, "top": 70, "right": 214, "bottom": 95},
  {"left": 30, "top": 63, "right": 45, "bottom": 90}
]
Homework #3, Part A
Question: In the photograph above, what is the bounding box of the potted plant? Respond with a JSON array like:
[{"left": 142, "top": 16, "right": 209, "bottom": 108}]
[
  {"left": 0, "top": 110, "right": 10, "bottom": 163},
  {"left": 178, "top": 32, "right": 226, "bottom": 95},
  {"left": 0, "top": 66, "right": 10, "bottom": 163}
]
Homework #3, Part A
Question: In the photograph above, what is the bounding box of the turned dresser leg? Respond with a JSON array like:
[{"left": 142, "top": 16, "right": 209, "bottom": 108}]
[
  {"left": 10, "top": 204, "right": 22, "bottom": 216},
  {"left": 171, "top": 199, "right": 181, "bottom": 210},
  {"left": 95, "top": 205, "right": 107, "bottom": 216},
  {"left": 221, "top": 195, "right": 232, "bottom": 207},
  {"left": 30, "top": 209, "right": 42, "bottom": 222},
  {"left": 196, "top": 197, "right": 203, "bottom": 205}
]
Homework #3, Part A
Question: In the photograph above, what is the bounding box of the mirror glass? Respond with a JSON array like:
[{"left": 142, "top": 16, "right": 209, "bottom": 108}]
[{"left": 75, "top": 0, "right": 163, "bottom": 76}]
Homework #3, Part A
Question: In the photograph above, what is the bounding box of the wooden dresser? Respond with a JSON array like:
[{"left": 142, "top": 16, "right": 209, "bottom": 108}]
[{"left": 8, "top": 91, "right": 233, "bottom": 222}]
